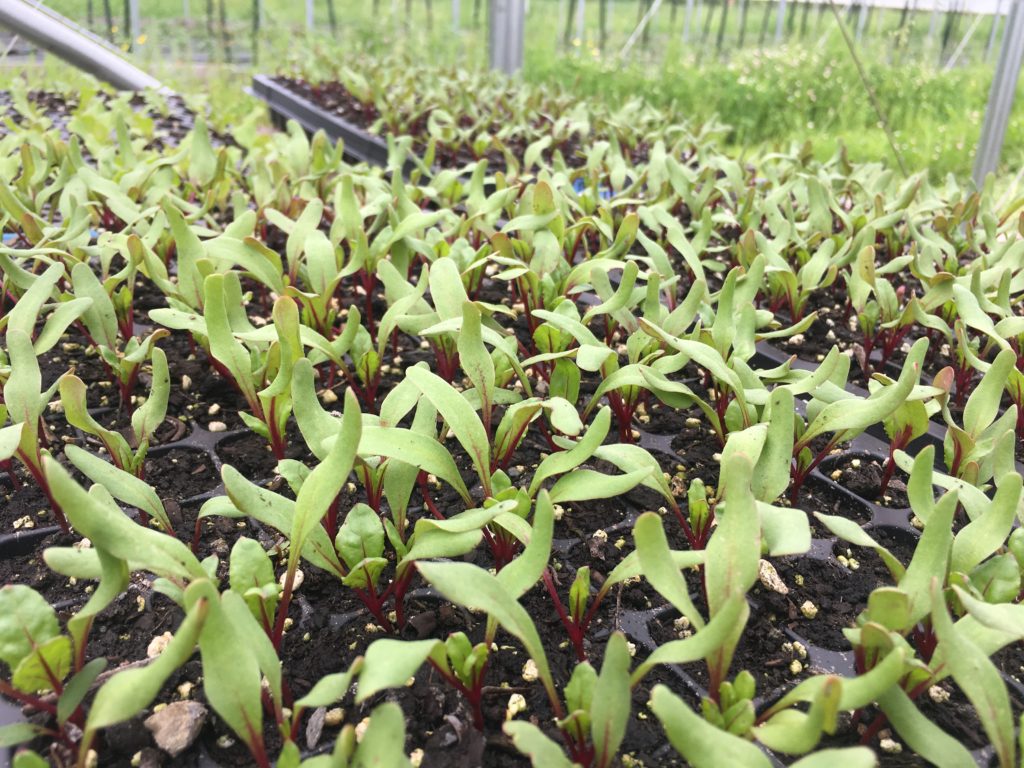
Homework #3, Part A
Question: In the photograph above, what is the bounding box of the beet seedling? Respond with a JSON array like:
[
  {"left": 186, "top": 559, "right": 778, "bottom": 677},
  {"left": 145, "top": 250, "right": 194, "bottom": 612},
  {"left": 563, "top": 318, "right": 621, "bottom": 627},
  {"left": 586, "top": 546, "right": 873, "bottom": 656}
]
[
  {"left": 789, "top": 337, "right": 929, "bottom": 502},
  {"left": 0, "top": 586, "right": 111, "bottom": 763},
  {"left": 844, "top": 246, "right": 915, "bottom": 376},
  {"left": 58, "top": 346, "right": 170, "bottom": 479},
  {"left": 3, "top": 329, "right": 70, "bottom": 531},
  {"left": 937, "top": 347, "right": 1018, "bottom": 486},
  {"left": 69, "top": 253, "right": 169, "bottom": 410},
  {"left": 504, "top": 633, "right": 634, "bottom": 768}
]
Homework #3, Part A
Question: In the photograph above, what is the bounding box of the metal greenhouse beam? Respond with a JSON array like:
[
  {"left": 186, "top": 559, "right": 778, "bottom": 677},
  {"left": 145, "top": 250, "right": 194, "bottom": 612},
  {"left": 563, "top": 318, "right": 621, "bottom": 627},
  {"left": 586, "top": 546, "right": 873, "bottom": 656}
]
[
  {"left": 0, "top": 0, "right": 165, "bottom": 92},
  {"left": 490, "top": 0, "right": 525, "bottom": 73},
  {"left": 775, "top": 0, "right": 787, "bottom": 42},
  {"left": 974, "top": 0, "right": 1024, "bottom": 185}
]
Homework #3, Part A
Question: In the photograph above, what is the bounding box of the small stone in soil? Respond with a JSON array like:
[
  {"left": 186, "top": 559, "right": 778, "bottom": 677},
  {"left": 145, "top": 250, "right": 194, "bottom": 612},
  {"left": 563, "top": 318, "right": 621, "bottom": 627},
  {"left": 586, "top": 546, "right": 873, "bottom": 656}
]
[{"left": 144, "top": 700, "right": 207, "bottom": 756}]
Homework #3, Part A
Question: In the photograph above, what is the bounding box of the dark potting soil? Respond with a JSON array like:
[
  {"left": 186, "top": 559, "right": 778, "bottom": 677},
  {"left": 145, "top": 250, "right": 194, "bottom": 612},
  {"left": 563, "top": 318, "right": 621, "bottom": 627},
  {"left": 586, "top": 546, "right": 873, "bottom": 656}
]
[
  {"left": 825, "top": 453, "right": 911, "bottom": 510},
  {"left": 647, "top": 600, "right": 812, "bottom": 702},
  {"left": 0, "top": 88, "right": 227, "bottom": 151},
  {"left": 144, "top": 448, "right": 220, "bottom": 500}
]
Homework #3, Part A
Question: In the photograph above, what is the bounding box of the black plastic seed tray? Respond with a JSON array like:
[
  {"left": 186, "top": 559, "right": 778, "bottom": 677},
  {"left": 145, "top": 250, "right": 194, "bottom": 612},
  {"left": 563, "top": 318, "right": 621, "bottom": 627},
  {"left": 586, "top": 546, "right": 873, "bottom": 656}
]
[{"left": 252, "top": 75, "right": 418, "bottom": 177}]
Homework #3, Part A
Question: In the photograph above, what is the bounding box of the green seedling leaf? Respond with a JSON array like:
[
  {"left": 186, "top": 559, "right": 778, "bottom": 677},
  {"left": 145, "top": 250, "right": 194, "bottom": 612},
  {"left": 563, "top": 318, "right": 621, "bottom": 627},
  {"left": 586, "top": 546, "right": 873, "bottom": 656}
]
[
  {"left": 898, "top": 491, "right": 956, "bottom": 625},
  {"left": 650, "top": 685, "right": 771, "bottom": 768},
  {"left": 57, "top": 657, "right": 107, "bottom": 725},
  {"left": 548, "top": 468, "right": 651, "bottom": 504},
  {"left": 765, "top": 646, "right": 906, "bottom": 716},
  {"left": 931, "top": 581, "right": 1015, "bottom": 766},
  {"left": 71, "top": 261, "right": 117, "bottom": 349},
  {"left": 219, "top": 466, "right": 343, "bottom": 576},
  {"left": 0, "top": 724, "right": 44, "bottom": 748},
  {"left": 591, "top": 632, "right": 632, "bottom": 768},
  {"left": 288, "top": 389, "right": 362, "bottom": 574},
  {"left": 349, "top": 702, "right": 413, "bottom": 767},
  {"left": 504, "top": 721, "right": 577, "bottom": 768},
  {"left": 497, "top": 490, "right": 555, "bottom": 599},
  {"left": 753, "top": 676, "right": 841, "bottom": 754},
  {"left": 406, "top": 366, "right": 491, "bottom": 496},
  {"left": 203, "top": 273, "right": 260, "bottom": 414},
  {"left": 458, "top": 302, "right": 495, "bottom": 429},
  {"left": 186, "top": 580, "right": 265, "bottom": 757},
  {"left": 0, "top": 423, "right": 24, "bottom": 461},
  {"left": 801, "top": 338, "right": 927, "bottom": 445},
  {"left": 951, "top": 473, "right": 1022, "bottom": 574},
  {"left": 64, "top": 445, "right": 172, "bottom": 533},
  {"left": 877, "top": 687, "right": 974, "bottom": 768},
  {"left": 356, "top": 639, "right": 444, "bottom": 703},
  {"left": 12, "top": 635, "right": 71, "bottom": 693},
  {"left": 295, "top": 659, "right": 362, "bottom": 710},
  {"left": 229, "top": 538, "right": 280, "bottom": 625},
  {"left": 0, "top": 585, "right": 60, "bottom": 670},
  {"left": 790, "top": 748, "right": 878, "bottom": 768},
  {"left": 814, "top": 513, "right": 904, "bottom": 581},
  {"left": 336, "top": 503, "right": 385, "bottom": 570},
  {"left": 44, "top": 456, "right": 204, "bottom": 581},
  {"left": 634, "top": 512, "right": 705, "bottom": 630},
  {"left": 417, "top": 561, "right": 560, "bottom": 715},
  {"left": 963, "top": 348, "right": 1015, "bottom": 437},
  {"left": 360, "top": 426, "right": 472, "bottom": 505},
  {"left": 630, "top": 598, "right": 747, "bottom": 685},
  {"left": 529, "top": 408, "right": 612, "bottom": 497},
  {"left": 132, "top": 346, "right": 170, "bottom": 442}
]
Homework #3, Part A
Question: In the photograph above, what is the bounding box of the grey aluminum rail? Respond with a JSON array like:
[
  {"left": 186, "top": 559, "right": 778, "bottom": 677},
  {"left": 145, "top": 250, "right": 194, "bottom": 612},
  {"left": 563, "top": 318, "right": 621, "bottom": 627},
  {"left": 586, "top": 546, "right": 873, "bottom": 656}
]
[{"left": 0, "top": 0, "right": 167, "bottom": 92}]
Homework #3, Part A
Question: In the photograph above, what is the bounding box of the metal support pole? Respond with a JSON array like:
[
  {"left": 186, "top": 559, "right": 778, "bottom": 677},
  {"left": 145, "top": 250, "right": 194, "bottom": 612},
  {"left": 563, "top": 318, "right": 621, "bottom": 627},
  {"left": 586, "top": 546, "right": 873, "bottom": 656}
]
[
  {"left": 306, "top": 0, "right": 315, "bottom": 30},
  {"left": 856, "top": 0, "right": 867, "bottom": 41},
  {"left": 129, "top": 0, "right": 140, "bottom": 42},
  {"left": 986, "top": 0, "right": 1003, "bottom": 60},
  {"left": 576, "top": 0, "right": 585, "bottom": 41},
  {"left": 621, "top": 0, "right": 664, "bottom": 54},
  {"left": 489, "top": 0, "right": 524, "bottom": 73},
  {"left": 974, "top": 0, "right": 1024, "bottom": 184},
  {"left": 453, "top": 0, "right": 460, "bottom": 30},
  {"left": 0, "top": 0, "right": 165, "bottom": 90},
  {"left": 775, "top": 0, "right": 787, "bottom": 41},
  {"left": 684, "top": 0, "right": 695, "bottom": 40}
]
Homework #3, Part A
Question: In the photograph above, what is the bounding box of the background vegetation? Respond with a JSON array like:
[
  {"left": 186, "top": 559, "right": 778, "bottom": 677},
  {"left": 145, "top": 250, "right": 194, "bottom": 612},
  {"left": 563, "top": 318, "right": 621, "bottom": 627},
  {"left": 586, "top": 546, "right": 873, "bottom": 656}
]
[{"left": 5, "top": 0, "right": 1023, "bottom": 181}]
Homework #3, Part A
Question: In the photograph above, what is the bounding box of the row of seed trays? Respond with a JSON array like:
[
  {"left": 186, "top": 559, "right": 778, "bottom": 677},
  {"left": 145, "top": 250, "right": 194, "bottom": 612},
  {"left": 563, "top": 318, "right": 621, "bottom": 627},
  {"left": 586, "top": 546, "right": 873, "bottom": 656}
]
[{"left": 0, "top": 68, "right": 1022, "bottom": 768}]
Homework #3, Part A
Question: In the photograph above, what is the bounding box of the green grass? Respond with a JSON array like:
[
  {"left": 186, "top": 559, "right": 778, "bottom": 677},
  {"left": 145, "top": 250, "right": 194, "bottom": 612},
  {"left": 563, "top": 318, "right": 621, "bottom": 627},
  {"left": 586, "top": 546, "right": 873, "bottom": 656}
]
[{"left": 4, "top": 0, "right": 1022, "bottom": 181}]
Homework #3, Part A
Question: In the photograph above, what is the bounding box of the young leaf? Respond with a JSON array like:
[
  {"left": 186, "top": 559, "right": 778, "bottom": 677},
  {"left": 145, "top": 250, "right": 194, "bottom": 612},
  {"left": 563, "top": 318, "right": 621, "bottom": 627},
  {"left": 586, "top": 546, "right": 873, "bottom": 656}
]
[
  {"left": 495, "top": 490, "right": 555, "bottom": 599},
  {"left": 0, "top": 585, "right": 59, "bottom": 670},
  {"left": 634, "top": 512, "right": 705, "bottom": 630},
  {"left": 931, "top": 581, "right": 1015, "bottom": 766},
  {"left": 406, "top": 366, "right": 491, "bottom": 496},
  {"left": 417, "top": 561, "right": 561, "bottom": 717},
  {"left": 43, "top": 456, "right": 205, "bottom": 581},
  {"left": 63, "top": 445, "right": 173, "bottom": 533},
  {"left": 295, "top": 659, "right": 362, "bottom": 710},
  {"left": 288, "top": 388, "right": 361, "bottom": 574},
  {"left": 590, "top": 632, "right": 632, "bottom": 768},
  {"left": 503, "top": 722, "right": 577, "bottom": 768},
  {"left": 355, "top": 639, "right": 443, "bottom": 703},
  {"left": 458, "top": 302, "right": 496, "bottom": 430},
  {"left": 650, "top": 685, "right": 772, "bottom": 768},
  {"left": 876, "top": 686, "right": 974, "bottom": 768}
]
